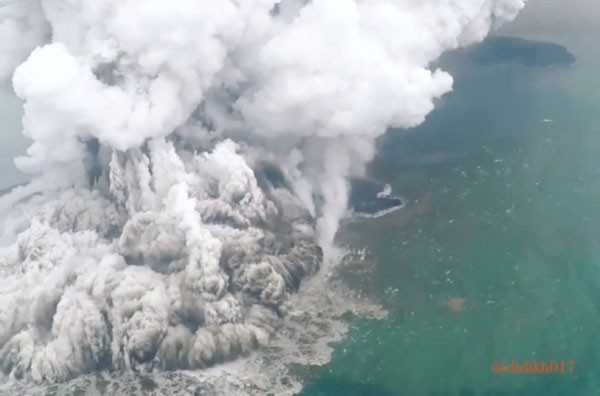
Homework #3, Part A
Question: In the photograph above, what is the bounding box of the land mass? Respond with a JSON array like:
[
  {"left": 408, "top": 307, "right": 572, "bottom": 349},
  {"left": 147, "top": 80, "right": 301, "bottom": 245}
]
[
  {"left": 465, "top": 36, "right": 576, "bottom": 67},
  {"left": 349, "top": 178, "right": 404, "bottom": 218}
]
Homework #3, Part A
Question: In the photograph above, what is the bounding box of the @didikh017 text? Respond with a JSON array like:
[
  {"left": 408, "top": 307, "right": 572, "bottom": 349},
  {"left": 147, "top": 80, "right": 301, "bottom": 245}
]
[{"left": 491, "top": 360, "right": 575, "bottom": 375}]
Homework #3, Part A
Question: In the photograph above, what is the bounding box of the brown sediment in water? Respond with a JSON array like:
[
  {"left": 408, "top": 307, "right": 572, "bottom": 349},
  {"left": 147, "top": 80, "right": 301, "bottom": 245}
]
[{"left": 443, "top": 297, "right": 467, "bottom": 312}]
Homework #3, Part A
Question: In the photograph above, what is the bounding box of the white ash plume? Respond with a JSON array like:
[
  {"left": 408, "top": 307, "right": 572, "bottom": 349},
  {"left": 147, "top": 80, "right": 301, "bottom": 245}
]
[
  {"left": 0, "top": 139, "right": 321, "bottom": 382},
  {"left": 0, "top": 0, "right": 526, "bottom": 386}
]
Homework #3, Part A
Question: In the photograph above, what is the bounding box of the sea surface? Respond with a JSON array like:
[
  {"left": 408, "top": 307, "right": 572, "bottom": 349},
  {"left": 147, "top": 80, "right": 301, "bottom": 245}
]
[
  {"left": 1, "top": 1, "right": 599, "bottom": 395},
  {"left": 301, "top": 1, "right": 600, "bottom": 395}
]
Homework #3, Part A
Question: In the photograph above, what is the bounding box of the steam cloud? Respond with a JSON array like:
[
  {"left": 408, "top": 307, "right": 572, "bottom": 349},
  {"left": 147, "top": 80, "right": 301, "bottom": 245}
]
[{"left": 0, "top": 0, "right": 525, "bottom": 385}]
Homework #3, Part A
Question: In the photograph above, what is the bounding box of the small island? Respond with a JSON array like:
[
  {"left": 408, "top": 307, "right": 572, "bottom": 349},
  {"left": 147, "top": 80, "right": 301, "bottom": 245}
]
[
  {"left": 349, "top": 178, "right": 404, "bottom": 218},
  {"left": 465, "top": 36, "right": 576, "bottom": 67}
]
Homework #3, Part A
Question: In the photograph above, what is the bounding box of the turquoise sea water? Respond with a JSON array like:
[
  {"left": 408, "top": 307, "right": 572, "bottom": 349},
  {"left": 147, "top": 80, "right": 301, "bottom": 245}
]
[
  {"left": 0, "top": 2, "right": 599, "bottom": 396},
  {"left": 301, "top": 3, "right": 600, "bottom": 396}
]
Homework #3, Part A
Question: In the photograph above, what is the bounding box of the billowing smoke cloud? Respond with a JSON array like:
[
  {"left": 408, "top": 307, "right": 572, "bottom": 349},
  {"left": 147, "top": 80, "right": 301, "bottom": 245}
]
[{"left": 0, "top": 0, "right": 525, "bottom": 386}]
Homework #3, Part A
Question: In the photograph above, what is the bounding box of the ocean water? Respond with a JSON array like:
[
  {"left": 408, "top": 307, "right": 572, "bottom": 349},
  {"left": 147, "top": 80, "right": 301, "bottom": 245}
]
[
  {"left": 301, "top": 2, "right": 600, "bottom": 396},
  {"left": 0, "top": 2, "right": 598, "bottom": 396}
]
